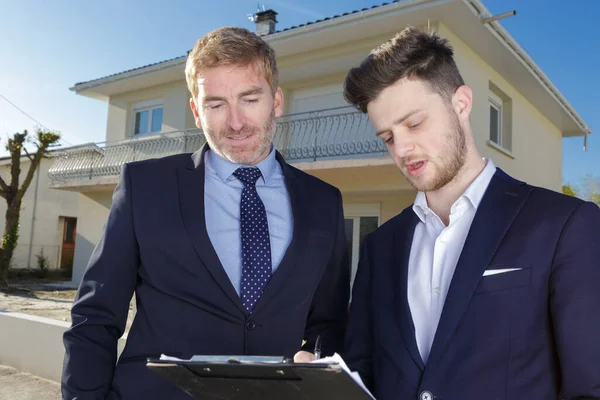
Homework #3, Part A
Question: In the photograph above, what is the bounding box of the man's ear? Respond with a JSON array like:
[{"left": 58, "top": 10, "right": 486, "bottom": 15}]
[
  {"left": 452, "top": 85, "right": 472, "bottom": 122},
  {"left": 273, "top": 87, "right": 284, "bottom": 118},
  {"left": 190, "top": 98, "right": 202, "bottom": 130}
]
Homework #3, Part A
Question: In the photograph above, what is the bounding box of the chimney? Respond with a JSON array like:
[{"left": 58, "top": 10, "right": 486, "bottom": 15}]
[{"left": 254, "top": 9, "right": 277, "bottom": 36}]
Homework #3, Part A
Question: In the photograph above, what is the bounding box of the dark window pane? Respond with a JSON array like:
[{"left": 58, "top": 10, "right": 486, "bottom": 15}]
[
  {"left": 135, "top": 110, "right": 149, "bottom": 135},
  {"left": 65, "top": 219, "right": 76, "bottom": 243},
  {"left": 345, "top": 219, "right": 354, "bottom": 267},
  {"left": 490, "top": 105, "right": 500, "bottom": 144},
  {"left": 359, "top": 217, "right": 378, "bottom": 256}
]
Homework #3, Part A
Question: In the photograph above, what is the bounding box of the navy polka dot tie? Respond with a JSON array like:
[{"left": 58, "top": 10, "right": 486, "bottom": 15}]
[{"left": 233, "top": 167, "right": 272, "bottom": 314}]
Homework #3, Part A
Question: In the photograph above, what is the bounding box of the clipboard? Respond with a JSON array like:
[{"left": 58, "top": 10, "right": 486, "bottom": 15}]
[{"left": 146, "top": 355, "right": 374, "bottom": 400}]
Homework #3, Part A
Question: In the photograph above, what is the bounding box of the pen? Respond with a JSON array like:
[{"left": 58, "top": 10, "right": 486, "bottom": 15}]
[{"left": 313, "top": 335, "right": 322, "bottom": 360}]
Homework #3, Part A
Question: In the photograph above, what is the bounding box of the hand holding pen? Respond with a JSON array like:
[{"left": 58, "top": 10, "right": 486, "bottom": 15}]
[{"left": 313, "top": 335, "right": 322, "bottom": 360}]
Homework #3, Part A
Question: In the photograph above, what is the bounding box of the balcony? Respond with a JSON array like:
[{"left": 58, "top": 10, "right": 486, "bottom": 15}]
[{"left": 48, "top": 106, "right": 388, "bottom": 190}]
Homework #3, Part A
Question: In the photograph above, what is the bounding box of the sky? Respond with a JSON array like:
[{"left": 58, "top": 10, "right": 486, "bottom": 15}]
[{"left": 0, "top": 0, "right": 598, "bottom": 189}]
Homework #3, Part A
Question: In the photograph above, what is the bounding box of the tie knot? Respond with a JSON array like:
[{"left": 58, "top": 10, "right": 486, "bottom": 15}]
[{"left": 233, "top": 167, "right": 262, "bottom": 187}]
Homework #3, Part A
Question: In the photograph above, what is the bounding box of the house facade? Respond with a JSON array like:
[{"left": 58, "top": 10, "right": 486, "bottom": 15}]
[
  {"left": 48, "top": 0, "right": 590, "bottom": 285},
  {"left": 0, "top": 156, "right": 80, "bottom": 271}
]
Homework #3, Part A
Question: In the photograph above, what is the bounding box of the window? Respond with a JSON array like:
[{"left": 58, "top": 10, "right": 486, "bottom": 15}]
[
  {"left": 64, "top": 218, "right": 77, "bottom": 243},
  {"left": 343, "top": 204, "right": 381, "bottom": 293},
  {"left": 132, "top": 99, "right": 163, "bottom": 135},
  {"left": 489, "top": 91, "right": 503, "bottom": 147},
  {"left": 345, "top": 216, "right": 379, "bottom": 291},
  {"left": 487, "top": 82, "right": 513, "bottom": 157}
]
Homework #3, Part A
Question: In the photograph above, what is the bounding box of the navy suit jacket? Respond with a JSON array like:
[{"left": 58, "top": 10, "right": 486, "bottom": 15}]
[
  {"left": 344, "top": 169, "right": 600, "bottom": 400},
  {"left": 62, "top": 146, "right": 350, "bottom": 399}
]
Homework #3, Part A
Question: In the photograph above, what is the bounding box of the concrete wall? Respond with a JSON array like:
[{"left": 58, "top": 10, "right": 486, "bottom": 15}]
[
  {"left": 304, "top": 163, "right": 415, "bottom": 223},
  {"left": 0, "top": 312, "right": 126, "bottom": 383},
  {"left": 0, "top": 157, "right": 80, "bottom": 270},
  {"left": 71, "top": 190, "right": 113, "bottom": 284}
]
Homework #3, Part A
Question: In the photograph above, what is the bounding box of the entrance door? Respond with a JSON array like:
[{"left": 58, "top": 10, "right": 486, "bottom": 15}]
[{"left": 60, "top": 217, "right": 77, "bottom": 269}]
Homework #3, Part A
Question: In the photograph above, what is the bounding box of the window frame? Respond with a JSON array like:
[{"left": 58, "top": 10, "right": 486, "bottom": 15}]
[
  {"left": 131, "top": 99, "right": 164, "bottom": 136},
  {"left": 488, "top": 91, "right": 503, "bottom": 148}
]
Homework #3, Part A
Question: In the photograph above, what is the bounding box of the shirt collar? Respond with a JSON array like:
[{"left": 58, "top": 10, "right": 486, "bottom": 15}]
[
  {"left": 206, "top": 145, "right": 278, "bottom": 185},
  {"left": 412, "top": 158, "right": 497, "bottom": 222},
  {"left": 461, "top": 157, "right": 497, "bottom": 209}
]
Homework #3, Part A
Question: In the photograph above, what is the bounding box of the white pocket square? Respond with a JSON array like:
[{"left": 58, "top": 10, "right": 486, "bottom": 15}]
[{"left": 482, "top": 268, "right": 522, "bottom": 277}]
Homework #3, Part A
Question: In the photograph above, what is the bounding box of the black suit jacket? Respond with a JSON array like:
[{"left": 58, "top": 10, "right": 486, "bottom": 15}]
[
  {"left": 62, "top": 146, "right": 350, "bottom": 399},
  {"left": 344, "top": 169, "right": 600, "bottom": 400}
]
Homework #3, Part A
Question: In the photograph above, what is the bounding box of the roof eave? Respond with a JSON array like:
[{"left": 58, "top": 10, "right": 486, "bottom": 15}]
[
  {"left": 70, "top": 56, "right": 187, "bottom": 98},
  {"left": 464, "top": 0, "right": 591, "bottom": 136}
]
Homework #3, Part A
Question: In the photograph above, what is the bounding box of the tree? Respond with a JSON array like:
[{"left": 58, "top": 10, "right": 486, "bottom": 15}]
[
  {"left": 0, "top": 128, "right": 61, "bottom": 285},
  {"left": 580, "top": 174, "right": 600, "bottom": 207},
  {"left": 562, "top": 184, "right": 578, "bottom": 197},
  {"left": 591, "top": 192, "right": 600, "bottom": 207}
]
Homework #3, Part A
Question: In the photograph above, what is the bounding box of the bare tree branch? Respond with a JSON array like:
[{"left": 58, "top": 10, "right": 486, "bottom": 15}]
[
  {"left": 0, "top": 175, "right": 9, "bottom": 194},
  {"left": 23, "top": 148, "right": 34, "bottom": 163}
]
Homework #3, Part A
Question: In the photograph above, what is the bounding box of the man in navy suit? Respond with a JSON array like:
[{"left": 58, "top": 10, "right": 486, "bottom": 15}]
[
  {"left": 342, "top": 27, "right": 600, "bottom": 399},
  {"left": 61, "top": 27, "right": 350, "bottom": 399}
]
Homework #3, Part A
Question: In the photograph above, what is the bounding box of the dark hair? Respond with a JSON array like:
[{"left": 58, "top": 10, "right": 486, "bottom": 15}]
[{"left": 344, "top": 26, "right": 464, "bottom": 113}]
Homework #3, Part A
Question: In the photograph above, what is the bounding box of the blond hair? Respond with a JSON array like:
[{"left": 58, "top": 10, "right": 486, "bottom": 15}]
[{"left": 185, "top": 26, "right": 279, "bottom": 99}]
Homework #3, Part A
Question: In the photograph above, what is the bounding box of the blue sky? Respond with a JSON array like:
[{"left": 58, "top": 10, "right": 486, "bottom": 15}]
[{"left": 0, "top": 0, "right": 597, "bottom": 189}]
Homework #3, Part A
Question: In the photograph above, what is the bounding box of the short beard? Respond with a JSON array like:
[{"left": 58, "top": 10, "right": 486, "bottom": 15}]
[
  {"left": 208, "top": 109, "right": 276, "bottom": 166},
  {"left": 408, "top": 111, "right": 467, "bottom": 192}
]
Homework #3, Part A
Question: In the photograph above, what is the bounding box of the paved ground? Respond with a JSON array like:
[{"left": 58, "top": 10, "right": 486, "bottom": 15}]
[
  {"left": 0, "top": 365, "right": 61, "bottom": 400},
  {"left": 0, "top": 282, "right": 136, "bottom": 400},
  {"left": 0, "top": 282, "right": 135, "bottom": 332}
]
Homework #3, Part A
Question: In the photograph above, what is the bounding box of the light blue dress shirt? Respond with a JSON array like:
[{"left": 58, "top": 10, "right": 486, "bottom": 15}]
[{"left": 204, "top": 147, "right": 294, "bottom": 295}]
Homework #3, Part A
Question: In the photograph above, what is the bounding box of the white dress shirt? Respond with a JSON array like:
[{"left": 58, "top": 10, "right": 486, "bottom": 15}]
[{"left": 408, "top": 158, "right": 497, "bottom": 364}]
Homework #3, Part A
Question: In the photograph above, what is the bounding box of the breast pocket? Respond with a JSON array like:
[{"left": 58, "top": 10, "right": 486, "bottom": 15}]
[{"left": 475, "top": 266, "right": 532, "bottom": 293}]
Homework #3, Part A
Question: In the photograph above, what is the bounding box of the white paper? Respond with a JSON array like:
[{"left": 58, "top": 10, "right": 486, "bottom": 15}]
[
  {"left": 311, "top": 353, "right": 375, "bottom": 399},
  {"left": 159, "top": 353, "right": 190, "bottom": 362}
]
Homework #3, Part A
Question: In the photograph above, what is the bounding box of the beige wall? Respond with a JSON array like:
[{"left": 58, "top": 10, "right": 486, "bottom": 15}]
[
  {"left": 106, "top": 81, "right": 193, "bottom": 143},
  {"left": 438, "top": 23, "right": 563, "bottom": 191},
  {"left": 71, "top": 190, "right": 112, "bottom": 283},
  {"left": 303, "top": 164, "right": 416, "bottom": 223},
  {"left": 0, "top": 157, "right": 80, "bottom": 270},
  {"left": 343, "top": 191, "right": 415, "bottom": 224}
]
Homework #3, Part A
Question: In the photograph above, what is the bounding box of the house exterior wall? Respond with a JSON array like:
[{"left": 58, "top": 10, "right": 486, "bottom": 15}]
[
  {"left": 71, "top": 190, "right": 112, "bottom": 283},
  {"left": 0, "top": 157, "right": 80, "bottom": 270},
  {"left": 438, "top": 23, "right": 563, "bottom": 191}
]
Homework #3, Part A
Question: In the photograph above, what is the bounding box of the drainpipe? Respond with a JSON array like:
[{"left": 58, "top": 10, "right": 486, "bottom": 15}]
[{"left": 26, "top": 162, "right": 41, "bottom": 268}]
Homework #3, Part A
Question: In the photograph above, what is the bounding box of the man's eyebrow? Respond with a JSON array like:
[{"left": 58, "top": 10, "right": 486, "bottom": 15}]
[
  {"left": 202, "top": 95, "right": 226, "bottom": 103},
  {"left": 239, "top": 87, "right": 264, "bottom": 97},
  {"left": 202, "top": 87, "right": 264, "bottom": 103}
]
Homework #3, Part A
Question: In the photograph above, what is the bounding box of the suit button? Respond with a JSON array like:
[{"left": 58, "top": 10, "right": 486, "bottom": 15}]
[
  {"left": 246, "top": 320, "right": 256, "bottom": 330},
  {"left": 420, "top": 391, "right": 433, "bottom": 400}
]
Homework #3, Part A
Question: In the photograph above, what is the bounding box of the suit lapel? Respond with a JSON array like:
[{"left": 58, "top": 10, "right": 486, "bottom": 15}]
[
  {"left": 425, "top": 169, "right": 531, "bottom": 367},
  {"left": 393, "top": 210, "right": 426, "bottom": 370},
  {"left": 252, "top": 152, "right": 309, "bottom": 314},
  {"left": 177, "top": 145, "right": 246, "bottom": 314}
]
